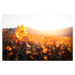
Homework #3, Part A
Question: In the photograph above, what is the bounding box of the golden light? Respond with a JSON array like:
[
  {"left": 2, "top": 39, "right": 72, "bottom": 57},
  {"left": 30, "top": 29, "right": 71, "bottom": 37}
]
[{"left": 15, "top": 25, "right": 28, "bottom": 39}]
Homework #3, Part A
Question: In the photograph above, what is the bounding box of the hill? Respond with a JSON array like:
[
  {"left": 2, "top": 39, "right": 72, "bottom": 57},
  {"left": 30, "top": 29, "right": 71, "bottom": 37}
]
[{"left": 3, "top": 27, "right": 73, "bottom": 36}]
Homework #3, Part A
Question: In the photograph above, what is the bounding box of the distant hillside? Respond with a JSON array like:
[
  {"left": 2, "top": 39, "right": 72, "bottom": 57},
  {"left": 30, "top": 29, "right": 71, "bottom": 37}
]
[
  {"left": 3, "top": 27, "right": 73, "bottom": 36},
  {"left": 27, "top": 27, "right": 73, "bottom": 36},
  {"left": 46, "top": 27, "right": 73, "bottom": 36}
]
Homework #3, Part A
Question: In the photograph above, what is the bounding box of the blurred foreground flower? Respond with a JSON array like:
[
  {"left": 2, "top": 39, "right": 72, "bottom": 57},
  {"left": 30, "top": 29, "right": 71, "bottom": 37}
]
[{"left": 15, "top": 25, "right": 28, "bottom": 39}]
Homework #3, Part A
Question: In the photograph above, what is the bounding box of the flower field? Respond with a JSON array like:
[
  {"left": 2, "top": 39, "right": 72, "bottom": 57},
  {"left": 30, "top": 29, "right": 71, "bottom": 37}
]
[{"left": 2, "top": 25, "right": 73, "bottom": 61}]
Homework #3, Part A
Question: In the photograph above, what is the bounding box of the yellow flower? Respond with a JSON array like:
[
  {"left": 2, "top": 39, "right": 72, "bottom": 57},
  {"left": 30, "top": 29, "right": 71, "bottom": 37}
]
[{"left": 15, "top": 25, "right": 28, "bottom": 39}]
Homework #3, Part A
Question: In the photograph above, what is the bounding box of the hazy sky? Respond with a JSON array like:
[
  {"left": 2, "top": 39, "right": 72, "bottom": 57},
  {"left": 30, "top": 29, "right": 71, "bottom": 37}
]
[{"left": 2, "top": 14, "right": 73, "bottom": 30}]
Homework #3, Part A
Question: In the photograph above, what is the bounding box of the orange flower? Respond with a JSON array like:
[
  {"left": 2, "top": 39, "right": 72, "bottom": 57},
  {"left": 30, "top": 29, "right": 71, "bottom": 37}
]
[
  {"left": 12, "top": 35, "right": 16, "bottom": 38},
  {"left": 30, "top": 55, "right": 34, "bottom": 59},
  {"left": 8, "top": 52, "right": 13, "bottom": 57},
  {"left": 35, "top": 53, "right": 38, "bottom": 55},
  {"left": 48, "top": 53, "right": 51, "bottom": 55},
  {"left": 2, "top": 30, "right": 5, "bottom": 32},
  {"left": 33, "top": 53, "right": 35, "bottom": 55},
  {"left": 41, "top": 45, "right": 45, "bottom": 49},
  {"left": 58, "top": 51, "right": 62, "bottom": 55},
  {"left": 6, "top": 46, "right": 12, "bottom": 51},
  {"left": 9, "top": 48, "right": 12, "bottom": 51},
  {"left": 50, "top": 42, "right": 53, "bottom": 45},
  {"left": 53, "top": 47, "right": 55, "bottom": 50},
  {"left": 15, "top": 25, "right": 28, "bottom": 39},
  {"left": 68, "top": 47, "right": 71, "bottom": 51},
  {"left": 43, "top": 56, "right": 48, "bottom": 60},
  {"left": 56, "top": 44, "right": 59, "bottom": 47},
  {"left": 48, "top": 49, "right": 51, "bottom": 52},
  {"left": 41, "top": 36, "right": 43, "bottom": 39},
  {"left": 26, "top": 51, "right": 28, "bottom": 55},
  {"left": 69, "top": 44, "right": 71, "bottom": 47},
  {"left": 47, "top": 42, "right": 50, "bottom": 45},
  {"left": 60, "top": 46, "right": 64, "bottom": 50},
  {"left": 13, "top": 46, "right": 15, "bottom": 49},
  {"left": 43, "top": 48, "right": 47, "bottom": 53},
  {"left": 60, "top": 41, "right": 63, "bottom": 44},
  {"left": 26, "top": 51, "right": 31, "bottom": 55},
  {"left": 6, "top": 46, "right": 10, "bottom": 50},
  {"left": 15, "top": 40, "right": 18, "bottom": 43}
]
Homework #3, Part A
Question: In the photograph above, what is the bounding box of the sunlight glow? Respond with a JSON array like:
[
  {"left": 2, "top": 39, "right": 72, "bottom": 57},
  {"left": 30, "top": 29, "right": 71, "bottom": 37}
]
[
  {"left": 2, "top": 14, "right": 73, "bottom": 30},
  {"left": 32, "top": 26, "right": 68, "bottom": 31}
]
